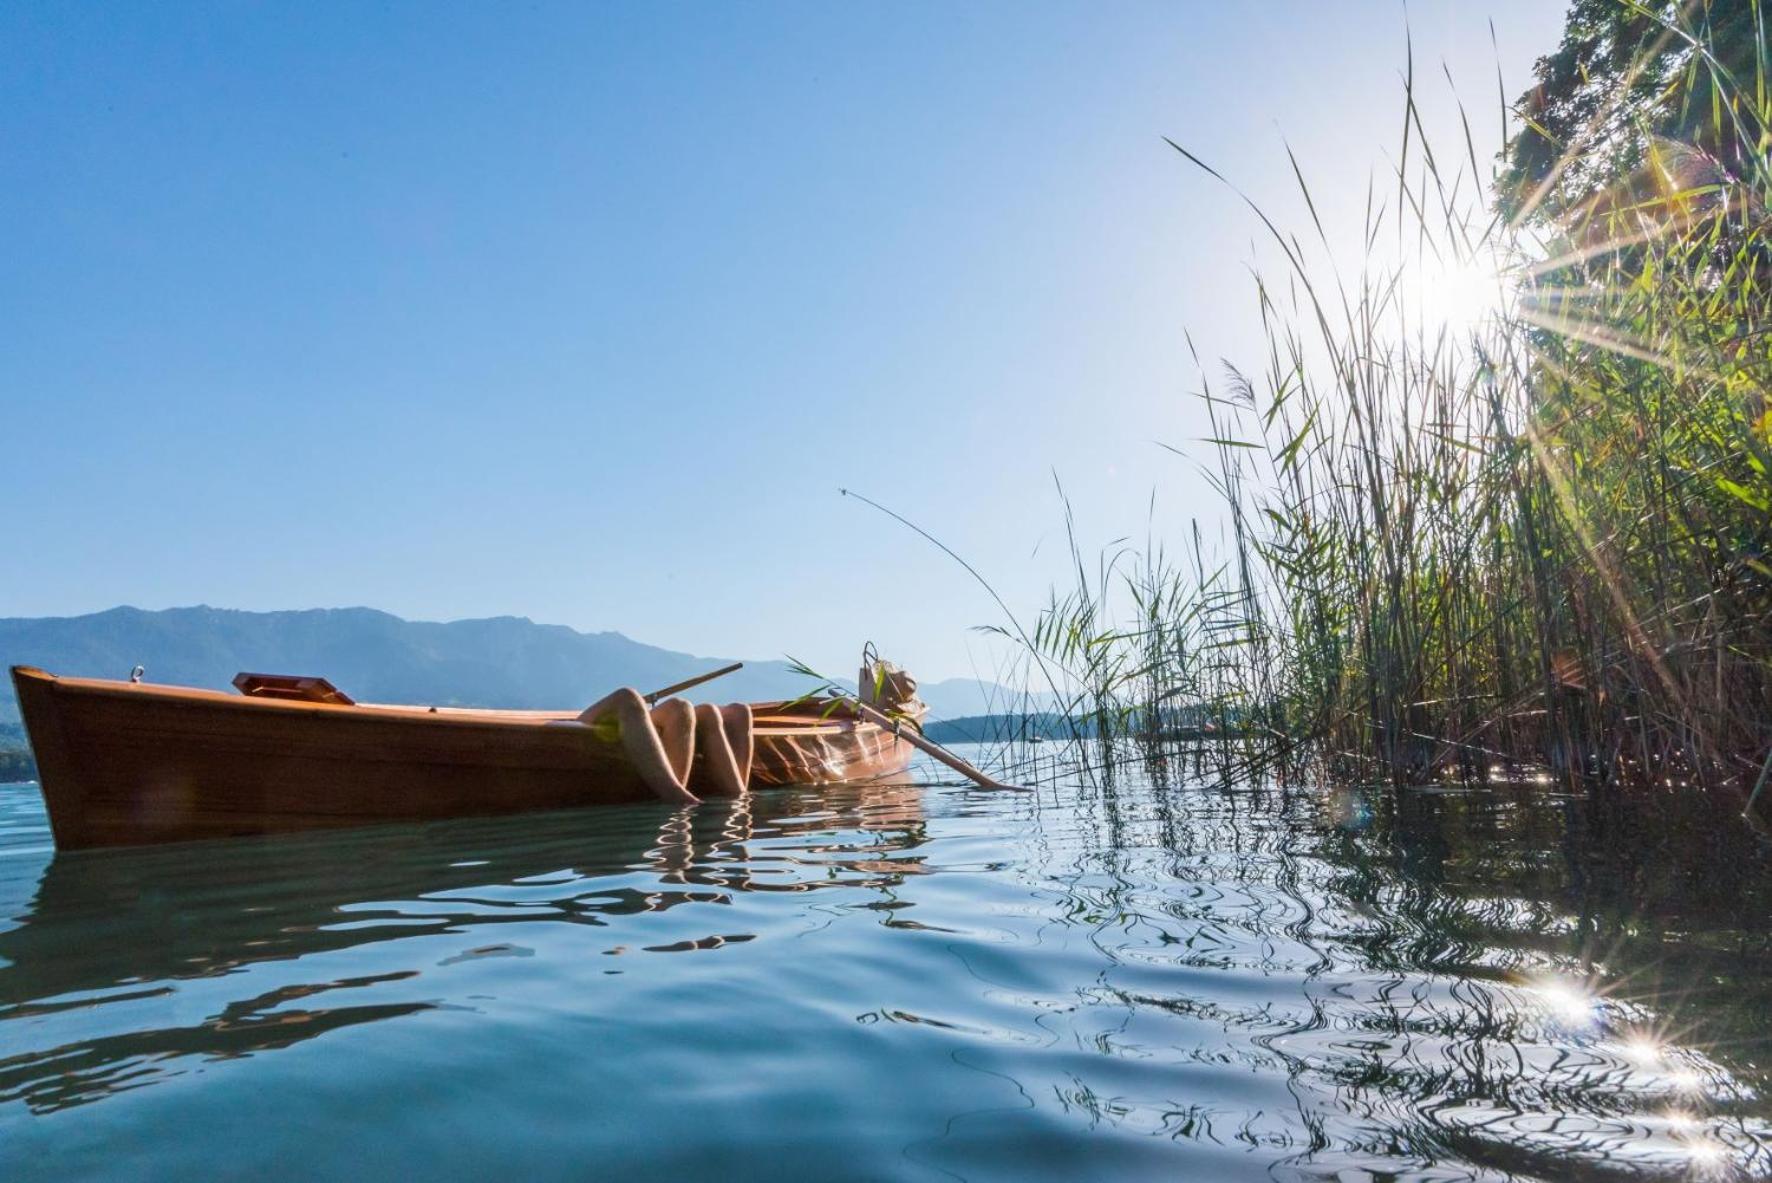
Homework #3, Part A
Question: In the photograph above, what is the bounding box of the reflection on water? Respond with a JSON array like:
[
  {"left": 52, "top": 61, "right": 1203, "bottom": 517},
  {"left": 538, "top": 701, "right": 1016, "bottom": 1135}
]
[{"left": 2, "top": 758, "right": 1771, "bottom": 1181}]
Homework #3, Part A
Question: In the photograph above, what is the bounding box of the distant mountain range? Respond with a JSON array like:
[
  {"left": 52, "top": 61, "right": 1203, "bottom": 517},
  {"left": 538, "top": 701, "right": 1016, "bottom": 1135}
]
[{"left": 0, "top": 606, "right": 1035, "bottom": 727}]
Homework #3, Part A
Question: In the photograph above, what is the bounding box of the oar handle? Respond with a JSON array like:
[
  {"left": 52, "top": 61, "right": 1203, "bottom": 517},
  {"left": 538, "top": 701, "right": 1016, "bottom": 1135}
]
[
  {"left": 645, "top": 662, "right": 744, "bottom": 706},
  {"left": 848, "top": 697, "right": 1028, "bottom": 792}
]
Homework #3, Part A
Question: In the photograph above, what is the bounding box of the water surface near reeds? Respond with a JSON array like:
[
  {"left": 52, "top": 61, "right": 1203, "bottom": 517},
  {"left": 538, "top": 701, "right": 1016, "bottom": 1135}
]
[{"left": 2, "top": 754, "right": 1771, "bottom": 1180}]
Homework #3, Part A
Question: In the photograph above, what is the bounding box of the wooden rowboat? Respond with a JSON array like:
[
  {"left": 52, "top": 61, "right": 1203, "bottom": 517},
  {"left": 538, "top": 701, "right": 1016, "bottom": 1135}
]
[{"left": 10, "top": 664, "right": 927, "bottom": 851}]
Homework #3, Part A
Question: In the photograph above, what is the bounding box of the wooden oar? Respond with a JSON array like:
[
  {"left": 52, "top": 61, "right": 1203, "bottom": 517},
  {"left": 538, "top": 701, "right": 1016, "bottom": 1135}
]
[
  {"left": 845, "top": 695, "right": 1029, "bottom": 792},
  {"left": 644, "top": 662, "right": 744, "bottom": 706}
]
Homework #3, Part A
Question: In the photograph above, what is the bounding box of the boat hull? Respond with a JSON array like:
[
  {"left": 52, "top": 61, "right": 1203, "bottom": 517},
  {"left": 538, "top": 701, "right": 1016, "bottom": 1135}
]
[
  {"left": 750, "top": 704, "right": 925, "bottom": 787},
  {"left": 11, "top": 667, "right": 922, "bottom": 850}
]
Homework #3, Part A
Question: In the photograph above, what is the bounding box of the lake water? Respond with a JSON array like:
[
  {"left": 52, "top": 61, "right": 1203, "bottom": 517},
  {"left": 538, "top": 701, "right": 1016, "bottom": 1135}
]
[{"left": 3, "top": 750, "right": 1771, "bottom": 1181}]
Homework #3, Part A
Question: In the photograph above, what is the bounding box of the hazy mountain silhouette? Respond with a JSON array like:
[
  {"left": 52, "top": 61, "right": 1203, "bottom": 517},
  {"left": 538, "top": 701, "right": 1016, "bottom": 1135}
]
[{"left": 0, "top": 606, "right": 1027, "bottom": 724}]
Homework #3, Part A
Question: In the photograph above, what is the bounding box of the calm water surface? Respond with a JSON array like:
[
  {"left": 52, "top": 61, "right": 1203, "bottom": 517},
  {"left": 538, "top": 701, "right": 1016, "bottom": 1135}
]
[{"left": 3, "top": 750, "right": 1771, "bottom": 1181}]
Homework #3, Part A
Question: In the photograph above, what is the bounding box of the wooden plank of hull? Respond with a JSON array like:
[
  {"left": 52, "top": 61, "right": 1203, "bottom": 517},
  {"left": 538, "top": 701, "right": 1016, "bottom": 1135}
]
[
  {"left": 748, "top": 701, "right": 925, "bottom": 787},
  {"left": 11, "top": 667, "right": 656, "bottom": 850}
]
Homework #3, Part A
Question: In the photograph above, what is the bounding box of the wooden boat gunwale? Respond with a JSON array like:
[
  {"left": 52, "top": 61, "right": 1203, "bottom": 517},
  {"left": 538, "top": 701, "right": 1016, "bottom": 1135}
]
[{"left": 24, "top": 671, "right": 912, "bottom": 734}]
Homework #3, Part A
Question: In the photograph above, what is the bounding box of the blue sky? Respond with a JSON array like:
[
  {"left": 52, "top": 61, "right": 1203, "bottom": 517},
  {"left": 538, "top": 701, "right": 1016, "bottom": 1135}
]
[{"left": 1, "top": 2, "right": 1565, "bottom": 680}]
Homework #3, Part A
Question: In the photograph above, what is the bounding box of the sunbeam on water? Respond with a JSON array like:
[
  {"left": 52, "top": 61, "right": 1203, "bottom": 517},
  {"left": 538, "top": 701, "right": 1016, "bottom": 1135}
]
[
  {"left": 2, "top": 751, "right": 1771, "bottom": 1181},
  {"left": 1533, "top": 975, "right": 1605, "bottom": 1033},
  {"left": 1621, "top": 1033, "right": 1665, "bottom": 1068}
]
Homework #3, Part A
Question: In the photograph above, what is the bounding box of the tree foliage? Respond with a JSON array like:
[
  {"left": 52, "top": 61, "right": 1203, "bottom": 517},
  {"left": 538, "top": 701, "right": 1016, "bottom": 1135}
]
[{"left": 1500, "top": 0, "right": 1767, "bottom": 223}]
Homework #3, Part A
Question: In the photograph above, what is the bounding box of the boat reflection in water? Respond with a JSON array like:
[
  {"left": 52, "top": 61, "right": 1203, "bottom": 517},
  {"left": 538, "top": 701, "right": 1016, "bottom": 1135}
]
[
  {"left": 0, "top": 781, "right": 929, "bottom": 1116},
  {"left": 5, "top": 762, "right": 1772, "bottom": 1181}
]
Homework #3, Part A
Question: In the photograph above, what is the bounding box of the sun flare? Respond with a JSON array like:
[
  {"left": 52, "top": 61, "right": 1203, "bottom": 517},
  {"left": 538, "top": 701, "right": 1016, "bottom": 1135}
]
[{"left": 1404, "top": 250, "right": 1516, "bottom": 342}]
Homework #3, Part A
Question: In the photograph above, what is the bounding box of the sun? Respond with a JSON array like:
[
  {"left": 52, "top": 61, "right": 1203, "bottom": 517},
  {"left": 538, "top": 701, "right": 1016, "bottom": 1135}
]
[{"left": 1403, "top": 247, "right": 1516, "bottom": 343}]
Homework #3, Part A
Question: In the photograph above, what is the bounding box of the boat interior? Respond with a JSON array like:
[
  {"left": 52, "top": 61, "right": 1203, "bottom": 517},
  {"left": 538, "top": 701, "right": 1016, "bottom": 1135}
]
[{"left": 231, "top": 670, "right": 880, "bottom": 734}]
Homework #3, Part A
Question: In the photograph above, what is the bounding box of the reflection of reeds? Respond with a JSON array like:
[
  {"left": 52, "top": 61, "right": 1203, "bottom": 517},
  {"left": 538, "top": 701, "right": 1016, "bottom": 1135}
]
[
  {"left": 5, "top": 755, "right": 1770, "bottom": 1170},
  {"left": 991, "top": 14, "right": 1772, "bottom": 796},
  {"left": 1032, "top": 771, "right": 1772, "bottom": 1176}
]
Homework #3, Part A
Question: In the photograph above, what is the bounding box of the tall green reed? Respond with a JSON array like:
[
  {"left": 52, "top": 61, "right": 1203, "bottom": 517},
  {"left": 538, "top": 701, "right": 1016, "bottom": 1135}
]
[{"left": 1016, "top": 9, "right": 1771, "bottom": 796}]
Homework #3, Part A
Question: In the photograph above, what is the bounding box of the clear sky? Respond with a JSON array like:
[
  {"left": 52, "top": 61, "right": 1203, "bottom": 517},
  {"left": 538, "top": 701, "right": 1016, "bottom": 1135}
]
[{"left": 1, "top": 1, "right": 1566, "bottom": 680}]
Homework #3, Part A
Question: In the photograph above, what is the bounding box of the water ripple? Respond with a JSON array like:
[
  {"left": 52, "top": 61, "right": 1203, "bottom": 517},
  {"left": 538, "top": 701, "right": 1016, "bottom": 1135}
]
[{"left": 1, "top": 768, "right": 1770, "bottom": 1180}]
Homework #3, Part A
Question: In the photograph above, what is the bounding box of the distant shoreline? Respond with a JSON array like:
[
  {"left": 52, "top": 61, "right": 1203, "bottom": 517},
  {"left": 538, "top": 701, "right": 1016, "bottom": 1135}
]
[{"left": 0, "top": 747, "right": 37, "bottom": 784}]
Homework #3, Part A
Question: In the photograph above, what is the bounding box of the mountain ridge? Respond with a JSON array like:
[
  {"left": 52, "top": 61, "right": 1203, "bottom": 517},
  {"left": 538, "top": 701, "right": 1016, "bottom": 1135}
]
[{"left": 0, "top": 605, "right": 1027, "bottom": 724}]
